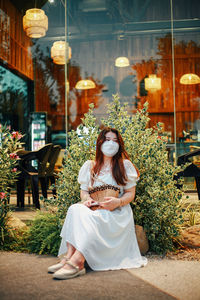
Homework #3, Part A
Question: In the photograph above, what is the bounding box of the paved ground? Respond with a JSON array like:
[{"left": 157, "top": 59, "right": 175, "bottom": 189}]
[
  {"left": 0, "top": 252, "right": 175, "bottom": 300},
  {"left": 1, "top": 252, "right": 200, "bottom": 300},
  {"left": 3, "top": 191, "right": 200, "bottom": 300}
]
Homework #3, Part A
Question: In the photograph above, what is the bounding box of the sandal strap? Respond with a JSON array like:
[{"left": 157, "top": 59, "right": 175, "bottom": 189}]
[
  {"left": 63, "top": 256, "right": 69, "bottom": 260},
  {"left": 65, "top": 260, "right": 79, "bottom": 271}
]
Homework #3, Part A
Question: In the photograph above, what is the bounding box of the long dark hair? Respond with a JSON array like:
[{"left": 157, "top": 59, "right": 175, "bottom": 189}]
[{"left": 92, "top": 127, "right": 139, "bottom": 186}]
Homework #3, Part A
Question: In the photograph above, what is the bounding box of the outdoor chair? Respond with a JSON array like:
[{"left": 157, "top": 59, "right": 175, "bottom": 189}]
[
  {"left": 176, "top": 148, "right": 200, "bottom": 200},
  {"left": 39, "top": 144, "right": 61, "bottom": 198},
  {"left": 16, "top": 143, "right": 53, "bottom": 208}
]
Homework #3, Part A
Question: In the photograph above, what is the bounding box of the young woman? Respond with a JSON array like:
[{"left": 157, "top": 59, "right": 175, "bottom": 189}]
[{"left": 48, "top": 127, "right": 147, "bottom": 279}]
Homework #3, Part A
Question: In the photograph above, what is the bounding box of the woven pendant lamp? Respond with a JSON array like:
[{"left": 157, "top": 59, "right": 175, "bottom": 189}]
[
  {"left": 144, "top": 74, "right": 161, "bottom": 92},
  {"left": 23, "top": 8, "right": 48, "bottom": 38},
  {"left": 51, "top": 41, "right": 72, "bottom": 65},
  {"left": 180, "top": 73, "right": 200, "bottom": 85},
  {"left": 115, "top": 57, "right": 130, "bottom": 67},
  {"left": 75, "top": 79, "right": 96, "bottom": 90}
]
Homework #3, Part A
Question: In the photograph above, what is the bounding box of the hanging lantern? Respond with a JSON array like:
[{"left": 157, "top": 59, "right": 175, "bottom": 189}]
[
  {"left": 144, "top": 74, "right": 161, "bottom": 92},
  {"left": 75, "top": 79, "right": 96, "bottom": 90},
  {"left": 180, "top": 73, "right": 200, "bottom": 85},
  {"left": 115, "top": 57, "right": 130, "bottom": 67},
  {"left": 23, "top": 8, "right": 48, "bottom": 38},
  {"left": 51, "top": 41, "right": 72, "bottom": 65}
]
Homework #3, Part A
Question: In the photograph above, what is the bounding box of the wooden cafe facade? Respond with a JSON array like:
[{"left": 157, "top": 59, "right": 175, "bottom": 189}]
[{"left": 0, "top": 0, "right": 200, "bottom": 160}]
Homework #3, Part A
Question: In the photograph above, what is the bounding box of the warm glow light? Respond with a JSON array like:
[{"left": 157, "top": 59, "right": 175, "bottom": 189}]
[
  {"left": 23, "top": 9, "right": 48, "bottom": 38},
  {"left": 51, "top": 41, "right": 72, "bottom": 64},
  {"left": 66, "top": 80, "right": 69, "bottom": 93},
  {"left": 115, "top": 57, "right": 130, "bottom": 67},
  {"left": 144, "top": 74, "right": 161, "bottom": 92},
  {"left": 180, "top": 73, "right": 200, "bottom": 85},
  {"left": 75, "top": 80, "right": 96, "bottom": 90}
]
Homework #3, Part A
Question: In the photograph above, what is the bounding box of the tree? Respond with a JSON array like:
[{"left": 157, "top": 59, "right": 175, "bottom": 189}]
[{"left": 46, "top": 94, "right": 183, "bottom": 254}]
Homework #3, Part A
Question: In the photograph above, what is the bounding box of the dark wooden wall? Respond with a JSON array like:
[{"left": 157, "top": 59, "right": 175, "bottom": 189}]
[{"left": 0, "top": 0, "right": 33, "bottom": 80}]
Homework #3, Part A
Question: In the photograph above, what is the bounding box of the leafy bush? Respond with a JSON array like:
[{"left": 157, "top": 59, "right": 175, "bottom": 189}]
[
  {"left": 0, "top": 125, "right": 23, "bottom": 247},
  {"left": 25, "top": 212, "right": 61, "bottom": 256},
  {"left": 46, "top": 94, "right": 184, "bottom": 254}
]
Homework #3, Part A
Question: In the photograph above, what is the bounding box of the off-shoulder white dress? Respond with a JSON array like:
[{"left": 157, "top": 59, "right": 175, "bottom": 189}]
[{"left": 58, "top": 159, "right": 147, "bottom": 271}]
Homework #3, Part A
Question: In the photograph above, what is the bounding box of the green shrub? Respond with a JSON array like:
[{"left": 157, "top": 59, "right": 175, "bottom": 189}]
[
  {"left": 0, "top": 125, "right": 23, "bottom": 246},
  {"left": 26, "top": 212, "right": 61, "bottom": 256},
  {"left": 45, "top": 94, "right": 184, "bottom": 254},
  {"left": 1, "top": 225, "right": 29, "bottom": 252}
]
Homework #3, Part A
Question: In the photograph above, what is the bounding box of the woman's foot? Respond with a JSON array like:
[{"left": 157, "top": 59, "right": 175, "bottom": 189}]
[
  {"left": 53, "top": 261, "right": 86, "bottom": 280},
  {"left": 48, "top": 256, "right": 69, "bottom": 273}
]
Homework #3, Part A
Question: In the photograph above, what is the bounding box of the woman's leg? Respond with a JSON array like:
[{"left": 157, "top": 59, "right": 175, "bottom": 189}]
[
  {"left": 60, "top": 242, "right": 76, "bottom": 264},
  {"left": 63, "top": 249, "right": 85, "bottom": 270}
]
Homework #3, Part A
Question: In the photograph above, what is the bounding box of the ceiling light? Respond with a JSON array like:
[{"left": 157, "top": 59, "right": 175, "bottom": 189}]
[
  {"left": 23, "top": 9, "right": 48, "bottom": 38},
  {"left": 180, "top": 73, "right": 200, "bottom": 85},
  {"left": 144, "top": 74, "right": 161, "bottom": 92},
  {"left": 115, "top": 57, "right": 130, "bottom": 67},
  {"left": 51, "top": 41, "right": 71, "bottom": 65},
  {"left": 75, "top": 79, "right": 96, "bottom": 90}
]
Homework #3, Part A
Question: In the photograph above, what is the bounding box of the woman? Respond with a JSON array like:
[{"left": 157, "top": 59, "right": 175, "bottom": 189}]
[{"left": 48, "top": 127, "right": 147, "bottom": 279}]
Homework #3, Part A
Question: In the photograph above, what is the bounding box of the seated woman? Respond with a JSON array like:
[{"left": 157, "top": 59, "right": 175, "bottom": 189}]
[{"left": 48, "top": 127, "right": 147, "bottom": 279}]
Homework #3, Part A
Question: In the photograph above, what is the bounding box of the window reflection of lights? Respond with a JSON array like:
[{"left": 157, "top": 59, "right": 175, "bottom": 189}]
[
  {"left": 144, "top": 74, "right": 161, "bottom": 92},
  {"left": 48, "top": 0, "right": 54, "bottom": 3},
  {"left": 115, "top": 57, "right": 130, "bottom": 67},
  {"left": 66, "top": 81, "right": 69, "bottom": 93},
  {"left": 75, "top": 80, "right": 96, "bottom": 90},
  {"left": 23, "top": 9, "right": 48, "bottom": 38},
  {"left": 180, "top": 73, "right": 200, "bottom": 85},
  {"left": 51, "top": 41, "right": 71, "bottom": 65}
]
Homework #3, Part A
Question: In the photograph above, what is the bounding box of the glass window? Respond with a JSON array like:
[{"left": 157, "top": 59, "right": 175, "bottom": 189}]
[
  {"left": 0, "top": 0, "right": 200, "bottom": 162},
  {"left": 0, "top": 65, "right": 30, "bottom": 146}
]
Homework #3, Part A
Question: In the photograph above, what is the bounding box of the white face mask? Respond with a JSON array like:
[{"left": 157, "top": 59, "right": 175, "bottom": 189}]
[{"left": 101, "top": 140, "right": 119, "bottom": 157}]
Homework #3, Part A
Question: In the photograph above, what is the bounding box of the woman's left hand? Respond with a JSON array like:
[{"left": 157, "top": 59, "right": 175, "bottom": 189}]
[{"left": 99, "top": 197, "right": 120, "bottom": 211}]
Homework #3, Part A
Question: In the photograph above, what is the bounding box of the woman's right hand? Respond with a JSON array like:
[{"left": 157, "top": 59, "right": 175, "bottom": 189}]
[{"left": 82, "top": 199, "right": 96, "bottom": 208}]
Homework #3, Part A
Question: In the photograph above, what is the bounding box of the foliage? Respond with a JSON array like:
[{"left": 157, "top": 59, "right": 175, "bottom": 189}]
[
  {"left": 181, "top": 202, "right": 200, "bottom": 228},
  {"left": 0, "top": 212, "right": 61, "bottom": 256},
  {"left": 0, "top": 124, "right": 23, "bottom": 246},
  {"left": 46, "top": 94, "right": 184, "bottom": 254},
  {"left": 0, "top": 221, "right": 29, "bottom": 252},
  {"left": 45, "top": 105, "right": 99, "bottom": 216},
  {"left": 24, "top": 212, "right": 61, "bottom": 256}
]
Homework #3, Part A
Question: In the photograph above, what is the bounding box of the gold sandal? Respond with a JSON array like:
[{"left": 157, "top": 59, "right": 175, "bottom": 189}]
[
  {"left": 48, "top": 256, "right": 69, "bottom": 273},
  {"left": 53, "top": 260, "right": 86, "bottom": 280}
]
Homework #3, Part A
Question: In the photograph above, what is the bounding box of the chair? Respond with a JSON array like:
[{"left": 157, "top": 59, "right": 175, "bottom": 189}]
[
  {"left": 176, "top": 148, "right": 200, "bottom": 200},
  {"left": 16, "top": 143, "right": 53, "bottom": 208},
  {"left": 39, "top": 145, "right": 61, "bottom": 198}
]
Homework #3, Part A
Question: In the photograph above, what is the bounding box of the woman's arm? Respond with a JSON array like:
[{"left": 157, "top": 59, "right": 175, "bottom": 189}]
[
  {"left": 80, "top": 190, "right": 96, "bottom": 207},
  {"left": 100, "top": 186, "right": 136, "bottom": 211}
]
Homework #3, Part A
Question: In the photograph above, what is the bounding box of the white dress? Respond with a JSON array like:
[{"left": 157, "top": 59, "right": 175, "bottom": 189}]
[{"left": 58, "top": 159, "right": 147, "bottom": 271}]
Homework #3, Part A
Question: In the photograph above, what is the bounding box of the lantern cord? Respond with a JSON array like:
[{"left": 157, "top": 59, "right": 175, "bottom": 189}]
[{"left": 170, "top": 0, "right": 177, "bottom": 164}]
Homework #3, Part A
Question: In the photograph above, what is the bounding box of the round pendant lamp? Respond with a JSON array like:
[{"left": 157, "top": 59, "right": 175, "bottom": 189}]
[
  {"left": 115, "top": 57, "right": 130, "bottom": 67},
  {"left": 51, "top": 41, "right": 72, "bottom": 65},
  {"left": 75, "top": 79, "right": 96, "bottom": 90},
  {"left": 145, "top": 74, "right": 161, "bottom": 92},
  {"left": 180, "top": 73, "right": 200, "bottom": 85},
  {"left": 23, "top": 8, "right": 48, "bottom": 38}
]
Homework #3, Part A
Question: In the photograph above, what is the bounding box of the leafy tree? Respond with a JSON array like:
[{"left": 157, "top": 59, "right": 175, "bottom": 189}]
[{"left": 46, "top": 94, "right": 183, "bottom": 254}]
